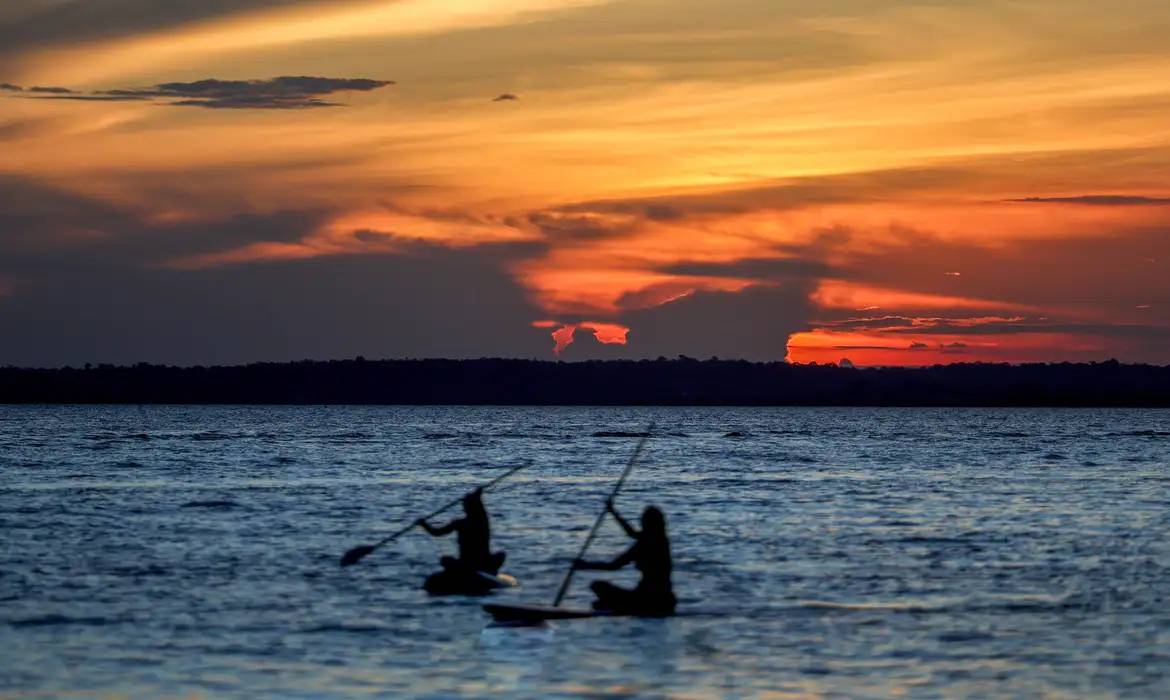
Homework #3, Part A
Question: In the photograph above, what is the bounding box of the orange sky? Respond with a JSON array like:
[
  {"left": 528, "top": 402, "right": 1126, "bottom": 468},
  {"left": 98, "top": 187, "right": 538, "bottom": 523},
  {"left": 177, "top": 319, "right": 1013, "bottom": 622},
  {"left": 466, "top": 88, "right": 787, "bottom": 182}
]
[{"left": 1, "top": 0, "right": 1169, "bottom": 365}]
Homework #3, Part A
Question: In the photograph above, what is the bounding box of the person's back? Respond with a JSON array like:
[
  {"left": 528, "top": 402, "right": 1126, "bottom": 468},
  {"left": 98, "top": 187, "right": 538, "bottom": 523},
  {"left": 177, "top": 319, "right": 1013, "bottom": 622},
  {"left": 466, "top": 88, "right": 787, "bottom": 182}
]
[
  {"left": 633, "top": 529, "right": 672, "bottom": 597},
  {"left": 456, "top": 501, "right": 492, "bottom": 570},
  {"left": 417, "top": 488, "right": 506, "bottom": 576}
]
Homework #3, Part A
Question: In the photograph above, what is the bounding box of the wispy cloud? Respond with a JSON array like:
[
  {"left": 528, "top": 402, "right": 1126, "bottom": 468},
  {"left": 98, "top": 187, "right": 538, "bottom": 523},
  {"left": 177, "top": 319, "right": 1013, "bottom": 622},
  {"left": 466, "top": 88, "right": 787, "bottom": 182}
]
[
  {"left": 30, "top": 76, "right": 394, "bottom": 109},
  {"left": 1006, "top": 195, "right": 1170, "bottom": 206}
]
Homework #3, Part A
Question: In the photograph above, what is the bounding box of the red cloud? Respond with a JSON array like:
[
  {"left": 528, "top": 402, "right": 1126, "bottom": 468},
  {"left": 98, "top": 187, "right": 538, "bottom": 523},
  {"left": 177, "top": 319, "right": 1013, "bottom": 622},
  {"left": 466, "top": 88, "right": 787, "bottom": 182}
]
[{"left": 541, "top": 320, "right": 630, "bottom": 355}]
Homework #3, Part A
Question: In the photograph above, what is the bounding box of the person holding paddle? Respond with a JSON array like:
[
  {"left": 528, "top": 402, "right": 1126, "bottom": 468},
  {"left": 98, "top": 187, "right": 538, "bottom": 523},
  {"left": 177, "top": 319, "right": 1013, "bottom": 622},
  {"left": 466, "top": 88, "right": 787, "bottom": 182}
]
[
  {"left": 571, "top": 498, "right": 675, "bottom": 617},
  {"left": 417, "top": 487, "right": 506, "bottom": 577}
]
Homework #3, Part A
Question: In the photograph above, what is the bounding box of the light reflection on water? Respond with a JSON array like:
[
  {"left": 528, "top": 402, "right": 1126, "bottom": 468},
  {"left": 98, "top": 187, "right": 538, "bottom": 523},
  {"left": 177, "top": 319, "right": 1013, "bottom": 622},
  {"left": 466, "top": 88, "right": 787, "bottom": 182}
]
[{"left": 0, "top": 405, "right": 1168, "bottom": 698}]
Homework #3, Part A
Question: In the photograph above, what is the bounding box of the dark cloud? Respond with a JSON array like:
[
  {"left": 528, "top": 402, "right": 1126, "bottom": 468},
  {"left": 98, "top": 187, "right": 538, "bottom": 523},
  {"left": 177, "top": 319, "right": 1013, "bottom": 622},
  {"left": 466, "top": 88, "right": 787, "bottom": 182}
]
[
  {"left": 0, "top": 175, "right": 133, "bottom": 254},
  {"left": 0, "top": 1, "right": 318, "bottom": 58},
  {"left": 38, "top": 94, "right": 152, "bottom": 102},
  {"left": 643, "top": 204, "right": 683, "bottom": 221},
  {"left": 817, "top": 313, "right": 1170, "bottom": 342},
  {"left": 825, "top": 341, "right": 972, "bottom": 354},
  {"left": 0, "top": 83, "right": 21, "bottom": 91},
  {"left": 0, "top": 249, "right": 552, "bottom": 367},
  {"left": 897, "top": 320, "right": 1170, "bottom": 339},
  {"left": 820, "top": 315, "right": 921, "bottom": 330},
  {"left": 0, "top": 175, "right": 329, "bottom": 267},
  {"left": 27, "top": 85, "right": 73, "bottom": 93},
  {"left": 1005, "top": 195, "right": 1170, "bottom": 206},
  {"left": 0, "top": 176, "right": 550, "bottom": 365},
  {"left": 0, "top": 172, "right": 819, "bottom": 363},
  {"left": 526, "top": 211, "right": 636, "bottom": 241},
  {"left": 663, "top": 257, "right": 833, "bottom": 280},
  {"left": 560, "top": 282, "right": 816, "bottom": 362},
  {"left": 493, "top": 93, "right": 518, "bottom": 102},
  {"left": 43, "top": 76, "right": 395, "bottom": 109},
  {"left": 0, "top": 175, "right": 555, "bottom": 366},
  {"left": 836, "top": 222, "right": 1170, "bottom": 309}
]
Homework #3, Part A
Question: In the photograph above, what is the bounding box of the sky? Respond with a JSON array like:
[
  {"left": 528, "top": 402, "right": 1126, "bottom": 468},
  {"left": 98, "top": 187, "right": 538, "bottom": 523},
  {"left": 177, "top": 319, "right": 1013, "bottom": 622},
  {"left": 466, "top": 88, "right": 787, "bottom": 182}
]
[{"left": 1, "top": 0, "right": 1169, "bottom": 367}]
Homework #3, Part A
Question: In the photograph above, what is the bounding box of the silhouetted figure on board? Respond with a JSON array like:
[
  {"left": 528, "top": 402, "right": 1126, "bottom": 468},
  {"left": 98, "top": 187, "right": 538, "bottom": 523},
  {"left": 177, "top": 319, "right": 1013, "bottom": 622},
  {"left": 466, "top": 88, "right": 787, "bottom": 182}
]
[
  {"left": 572, "top": 499, "right": 676, "bottom": 616},
  {"left": 417, "top": 488, "right": 506, "bottom": 577}
]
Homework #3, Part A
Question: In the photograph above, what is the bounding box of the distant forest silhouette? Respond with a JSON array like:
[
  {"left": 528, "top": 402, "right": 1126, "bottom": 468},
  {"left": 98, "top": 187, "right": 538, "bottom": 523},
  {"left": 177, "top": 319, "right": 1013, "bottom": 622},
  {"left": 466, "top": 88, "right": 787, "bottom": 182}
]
[{"left": 3, "top": 358, "right": 1170, "bottom": 406}]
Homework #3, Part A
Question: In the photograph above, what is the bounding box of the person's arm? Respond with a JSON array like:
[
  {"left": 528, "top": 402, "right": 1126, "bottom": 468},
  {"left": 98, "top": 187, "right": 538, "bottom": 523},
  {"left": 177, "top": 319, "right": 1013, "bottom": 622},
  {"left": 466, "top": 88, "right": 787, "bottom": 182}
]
[
  {"left": 607, "top": 498, "right": 639, "bottom": 539},
  {"left": 573, "top": 544, "right": 636, "bottom": 571},
  {"left": 417, "top": 517, "right": 460, "bottom": 536}
]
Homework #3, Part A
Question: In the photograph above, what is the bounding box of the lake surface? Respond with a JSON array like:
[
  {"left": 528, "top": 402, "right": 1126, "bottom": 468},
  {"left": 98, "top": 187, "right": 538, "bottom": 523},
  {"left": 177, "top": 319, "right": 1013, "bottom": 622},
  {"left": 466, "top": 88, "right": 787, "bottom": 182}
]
[{"left": 1, "top": 406, "right": 1168, "bottom": 699}]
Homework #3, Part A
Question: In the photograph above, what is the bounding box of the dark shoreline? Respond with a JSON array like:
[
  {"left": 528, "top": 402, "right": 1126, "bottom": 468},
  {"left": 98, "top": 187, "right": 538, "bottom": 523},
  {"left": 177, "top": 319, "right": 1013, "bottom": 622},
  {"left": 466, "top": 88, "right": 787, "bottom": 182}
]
[{"left": 3, "top": 358, "right": 1170, "bottom": 407}]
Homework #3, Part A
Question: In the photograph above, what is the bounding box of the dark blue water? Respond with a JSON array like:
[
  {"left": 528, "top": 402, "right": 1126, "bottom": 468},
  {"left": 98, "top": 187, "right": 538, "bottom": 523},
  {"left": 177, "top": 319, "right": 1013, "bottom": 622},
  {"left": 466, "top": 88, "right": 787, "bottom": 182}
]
[{"left": 1, "top": 406, "right": 1168, "bottom": 698}]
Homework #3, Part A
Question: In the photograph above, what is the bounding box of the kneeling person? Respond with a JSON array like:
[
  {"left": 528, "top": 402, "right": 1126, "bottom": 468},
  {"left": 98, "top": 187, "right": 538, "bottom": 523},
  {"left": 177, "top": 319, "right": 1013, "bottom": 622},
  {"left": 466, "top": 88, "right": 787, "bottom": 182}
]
[
  {"left": 417, "top": 488, "right": 506, "bottom": 591},
  {"left": 572, "top": 499, "right": 676, "bottom": 616}
]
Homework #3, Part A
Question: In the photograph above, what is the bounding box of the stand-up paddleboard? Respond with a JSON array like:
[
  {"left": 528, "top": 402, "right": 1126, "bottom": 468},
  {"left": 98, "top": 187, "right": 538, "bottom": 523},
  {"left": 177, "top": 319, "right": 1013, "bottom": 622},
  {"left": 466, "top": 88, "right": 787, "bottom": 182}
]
[
  {"left": 483, "top": 602, "right": 676, "bottom": 623},
  {"left": 424, "top": 570, "right": 518, "bottom": 596},
  {"left": 484, "top": 603, "right": 704, "bottom": 623},
  {"left": 483, "top": 603, "right": 612, "bottom": 623}
]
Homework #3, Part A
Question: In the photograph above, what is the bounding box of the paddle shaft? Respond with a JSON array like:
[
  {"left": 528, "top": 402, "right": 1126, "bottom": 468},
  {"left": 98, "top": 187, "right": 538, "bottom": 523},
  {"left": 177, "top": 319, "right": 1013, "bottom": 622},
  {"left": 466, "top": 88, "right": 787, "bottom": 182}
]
[
  {"left": 366, "top": 462, "right": 528, "bottom": 551},
  {"left": 552, "top": 425, "right": 654, "bottom": 607}
]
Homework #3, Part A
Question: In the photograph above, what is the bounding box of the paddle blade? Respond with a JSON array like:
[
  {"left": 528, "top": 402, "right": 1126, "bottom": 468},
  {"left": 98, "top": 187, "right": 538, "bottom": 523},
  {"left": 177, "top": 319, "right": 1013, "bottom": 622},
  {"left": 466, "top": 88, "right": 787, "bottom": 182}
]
[{"left": 339, "top": 544, "right": 376, "bottom": 567}]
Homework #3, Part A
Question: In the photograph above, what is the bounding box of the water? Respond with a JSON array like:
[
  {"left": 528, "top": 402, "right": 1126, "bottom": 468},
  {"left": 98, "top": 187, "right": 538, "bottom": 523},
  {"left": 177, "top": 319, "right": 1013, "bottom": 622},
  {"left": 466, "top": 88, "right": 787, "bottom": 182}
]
[{"left": 1, "top": 406, "right": 1168, "bottom": 699}]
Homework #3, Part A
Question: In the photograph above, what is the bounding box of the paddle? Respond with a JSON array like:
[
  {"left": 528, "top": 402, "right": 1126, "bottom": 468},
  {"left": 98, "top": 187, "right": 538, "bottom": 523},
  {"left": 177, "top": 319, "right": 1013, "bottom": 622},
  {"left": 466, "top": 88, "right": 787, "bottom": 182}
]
[
  {"left": 551, "top": 423, "right": 654, "bottom": 606},
  {"left": 339, "top": 461, "right": 530, "bottom": 567}
]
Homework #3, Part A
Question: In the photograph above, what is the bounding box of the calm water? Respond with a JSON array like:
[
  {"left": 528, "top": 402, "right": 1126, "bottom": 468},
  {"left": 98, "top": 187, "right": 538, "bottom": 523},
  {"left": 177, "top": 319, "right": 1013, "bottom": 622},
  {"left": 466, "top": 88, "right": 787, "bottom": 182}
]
[{"left": 1, "top": 406, "right": 1168, "bottom": 699}]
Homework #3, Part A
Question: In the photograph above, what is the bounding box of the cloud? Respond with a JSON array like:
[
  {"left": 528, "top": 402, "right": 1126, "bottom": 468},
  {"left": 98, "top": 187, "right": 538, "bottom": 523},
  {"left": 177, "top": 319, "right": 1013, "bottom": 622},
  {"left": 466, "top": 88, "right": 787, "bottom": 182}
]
[
  {"left": 0, "top": 174, "right": 333, "bottom": 267},
  {"left": 36, "top": 76, "right": 394, "bottom": 109},
  {"left": 27, "top": 85, "right": 73, "bottom": 93},
  {"left": 493, "top": 93, "right": 518, "bottom": 101},
  {"left": 526, "top": 210, "right": 637, "bottom": 241},
  {"left": 559, "top": 282, "right": 816, "bottom": 361},
  {"left": 820, "top": 315, "right": 1030, "bottom": 332},
  {"left": 662, "top": 257, "right": 833, "bottom": 280},
  {"left": 0, "top": 0, "right": 318, "bottom": 59},
  {"left": 1005, "top": 195, "right": 1170, "bottom": 206},
  {"left": 0, "top": 174, "right": 559, "bottom": 366},
  {"left": 0, "top": 117, "right": 53, "bottom": 142},
  {"left": 836, "top": 223, "right": 1170, "bottom": 310},
  {"left": 0, "top": 240, "right": 551, "bottom": 367},
  {"left": 550, "top": 324, "right": 575, "bottom": 355},
  {"left": 0, "top": 83, "right": 21, "bottom": 91},
  {"left": 542, "top": 320, "right": 629, "bottom": 354},
  {"left": 555, "top": 166, "right": 976, "bottom": 220},
  {"left": 544, "top": 146, "right": 1170, "bottom": 228}
]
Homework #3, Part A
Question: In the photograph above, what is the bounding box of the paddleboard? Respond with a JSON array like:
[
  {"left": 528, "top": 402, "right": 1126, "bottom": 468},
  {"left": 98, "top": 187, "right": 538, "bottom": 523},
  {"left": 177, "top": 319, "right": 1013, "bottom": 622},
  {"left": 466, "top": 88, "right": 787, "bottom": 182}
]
[
  {"left": 424, "top": 570, "right": 518, "bottom": 596},
  {"left": 482, "top": 603, "right": 608, "bottom": 623}
]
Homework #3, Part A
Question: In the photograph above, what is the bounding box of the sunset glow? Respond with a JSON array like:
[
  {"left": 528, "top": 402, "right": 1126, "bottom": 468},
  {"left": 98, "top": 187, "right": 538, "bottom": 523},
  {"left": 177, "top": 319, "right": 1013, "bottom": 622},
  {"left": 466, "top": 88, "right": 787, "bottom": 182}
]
[{"left": 2, "top": 0, "right": 1169, "bottom": 365}]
